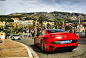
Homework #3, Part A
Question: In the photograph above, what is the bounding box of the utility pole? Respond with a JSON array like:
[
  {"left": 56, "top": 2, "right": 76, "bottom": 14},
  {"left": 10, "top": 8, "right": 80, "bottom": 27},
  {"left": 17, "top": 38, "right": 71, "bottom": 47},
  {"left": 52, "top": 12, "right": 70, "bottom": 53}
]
[
  {"left": 45, "top": 21, "right": 47, "bottom": 30},
  {"left": 62, "top": 21, "right": 65, "bottom": 30},
  {"left": 79, "top": 18, "right": 81, "bottom": 38},
  {"left": 35, "top": 20, "right": 37, "bottom": 36},
  {"left": 5, "top": 18, "right": 7, "bottom": 39}
]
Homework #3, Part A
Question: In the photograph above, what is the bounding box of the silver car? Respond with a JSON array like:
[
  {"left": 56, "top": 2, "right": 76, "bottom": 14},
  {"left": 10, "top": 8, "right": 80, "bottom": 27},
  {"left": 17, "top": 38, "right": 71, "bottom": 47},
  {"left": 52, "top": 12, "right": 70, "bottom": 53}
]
[
  {"left": 76, "top": 32, "right": 85, "bottom": 38},
  {"left": 11, "top": 34, "right": 21, "bottom": 40}
]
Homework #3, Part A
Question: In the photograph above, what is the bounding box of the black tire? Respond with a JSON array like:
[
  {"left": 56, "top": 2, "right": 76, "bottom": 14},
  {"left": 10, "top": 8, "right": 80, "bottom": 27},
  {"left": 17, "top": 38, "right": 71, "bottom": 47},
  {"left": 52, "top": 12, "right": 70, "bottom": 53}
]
[
  {"left": 83, "top": 36, "right": 85, "bottom": 38},
  {"left": 34, "top": 38, "right": 36, "bottom": 46},
  {"left": 41, "top": 40, "right": 45, "bottom": 52},
  {"left": 12, "top": 37, "right": 15, "bottom": 40},
  {"left": 18, "top": 38, "right": 20, "bottom": 40}
]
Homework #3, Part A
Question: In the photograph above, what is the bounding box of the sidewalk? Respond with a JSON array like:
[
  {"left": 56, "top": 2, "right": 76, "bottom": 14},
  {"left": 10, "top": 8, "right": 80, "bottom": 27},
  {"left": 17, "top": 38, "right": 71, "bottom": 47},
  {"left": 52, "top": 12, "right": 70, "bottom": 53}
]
[
  {"left": 0, "top": 39, "right": 29, "bottom": 57},
  {"left": 0, "top": 38, "right": 39, "bottom": 58}
]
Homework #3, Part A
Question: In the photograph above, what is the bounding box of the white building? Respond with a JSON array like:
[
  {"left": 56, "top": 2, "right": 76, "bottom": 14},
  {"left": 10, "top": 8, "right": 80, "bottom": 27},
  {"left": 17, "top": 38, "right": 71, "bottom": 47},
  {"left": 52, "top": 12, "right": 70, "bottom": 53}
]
[{"left": 0, "top": 31, "right": 5, "bottom": 39}]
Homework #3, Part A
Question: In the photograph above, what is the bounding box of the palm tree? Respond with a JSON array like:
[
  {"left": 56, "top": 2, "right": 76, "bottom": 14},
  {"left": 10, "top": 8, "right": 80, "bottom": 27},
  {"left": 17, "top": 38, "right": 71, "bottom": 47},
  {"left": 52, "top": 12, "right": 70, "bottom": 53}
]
[
  {"left": 38, "top": 16, "right": 44, "bottom": 28},
  {"left": 54, "top": 18, "right": 62, "bottom": 29}
]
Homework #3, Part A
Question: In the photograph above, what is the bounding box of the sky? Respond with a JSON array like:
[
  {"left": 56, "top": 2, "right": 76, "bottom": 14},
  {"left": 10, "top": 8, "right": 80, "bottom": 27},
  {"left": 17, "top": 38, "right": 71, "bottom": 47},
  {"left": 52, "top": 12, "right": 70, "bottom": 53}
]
[{"left": 0, "top": 0, "right": 86, "bottom": 15}]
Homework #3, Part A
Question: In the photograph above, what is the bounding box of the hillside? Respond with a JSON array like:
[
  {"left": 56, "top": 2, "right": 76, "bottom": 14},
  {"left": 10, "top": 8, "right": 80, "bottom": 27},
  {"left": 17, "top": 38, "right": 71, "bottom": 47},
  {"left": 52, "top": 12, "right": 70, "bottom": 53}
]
[{"left": 1, "top": 11, "right": 86, "bottom": 23}]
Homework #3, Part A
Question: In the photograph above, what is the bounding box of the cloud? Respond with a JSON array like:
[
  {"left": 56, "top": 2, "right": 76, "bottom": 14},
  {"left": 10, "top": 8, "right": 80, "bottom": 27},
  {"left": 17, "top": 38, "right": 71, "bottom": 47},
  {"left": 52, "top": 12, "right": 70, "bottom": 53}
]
[{"left": 0, "top": 0, "right": 86, "bottom": 15}]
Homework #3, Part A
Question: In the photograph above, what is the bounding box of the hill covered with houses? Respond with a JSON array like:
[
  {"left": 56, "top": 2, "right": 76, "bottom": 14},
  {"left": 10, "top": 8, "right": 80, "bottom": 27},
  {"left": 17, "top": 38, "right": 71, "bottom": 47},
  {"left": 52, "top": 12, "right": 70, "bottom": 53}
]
[{"left": 0, "top": 11, "right": 86, "bottom": 23}]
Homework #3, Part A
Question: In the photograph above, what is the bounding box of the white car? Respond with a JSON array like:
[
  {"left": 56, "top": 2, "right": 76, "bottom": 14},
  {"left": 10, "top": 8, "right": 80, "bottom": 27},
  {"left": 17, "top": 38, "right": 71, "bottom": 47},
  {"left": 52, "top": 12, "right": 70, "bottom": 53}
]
[
  {"left": 11, "top": 34, "right": 21, "bottom": 40},
  {"left": 76, "top": 32, "right": 85, "bottom": 38}
]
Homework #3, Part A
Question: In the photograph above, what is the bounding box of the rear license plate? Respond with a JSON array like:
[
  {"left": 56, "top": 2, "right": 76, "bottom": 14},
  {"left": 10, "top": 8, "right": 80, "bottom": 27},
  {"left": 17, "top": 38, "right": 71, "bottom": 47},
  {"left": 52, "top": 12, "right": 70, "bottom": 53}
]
[{"left": 61, "top": 40, "right": 71, "bottom": 44}]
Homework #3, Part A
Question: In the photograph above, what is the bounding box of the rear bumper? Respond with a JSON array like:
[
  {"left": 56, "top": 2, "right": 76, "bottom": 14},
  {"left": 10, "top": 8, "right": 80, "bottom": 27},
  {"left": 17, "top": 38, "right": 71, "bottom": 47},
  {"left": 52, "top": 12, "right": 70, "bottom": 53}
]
[{"left": 45, "top": 43, "right": 78, "bottom": 51}]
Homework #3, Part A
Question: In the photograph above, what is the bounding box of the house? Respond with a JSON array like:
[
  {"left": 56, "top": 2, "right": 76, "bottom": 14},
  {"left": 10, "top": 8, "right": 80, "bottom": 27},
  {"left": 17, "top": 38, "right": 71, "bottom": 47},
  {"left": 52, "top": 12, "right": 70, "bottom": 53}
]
[
  {"left": 0, "top": 31, "right": 5, "bottom": 39},
  {"left": 0, "top": 21, "right": 5, "bottom": 27},
  {"left": 66, "top": 23, "right": 73, "bottom": 26}
]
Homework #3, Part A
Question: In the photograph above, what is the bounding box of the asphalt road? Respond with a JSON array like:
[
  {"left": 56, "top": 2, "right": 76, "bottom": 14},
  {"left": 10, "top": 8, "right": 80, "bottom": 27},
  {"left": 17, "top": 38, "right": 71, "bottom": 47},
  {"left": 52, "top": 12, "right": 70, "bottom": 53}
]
[
  {"left": 78, "top": 38, "right": 86, "bottom": 44},
  {"left": 14, "top": 38, "right": 86, "bottom": 58}
]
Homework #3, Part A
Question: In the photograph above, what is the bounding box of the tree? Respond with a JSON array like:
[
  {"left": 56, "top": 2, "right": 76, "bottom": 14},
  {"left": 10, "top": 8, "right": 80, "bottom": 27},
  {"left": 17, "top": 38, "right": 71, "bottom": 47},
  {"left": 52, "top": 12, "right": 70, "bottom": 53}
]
[
  {"left": 47, "top": 23, "right": 52, "bottom": 29},
  {"left": 54, "top": 18, "right": 62, "bottom": 29},
  {"left": 7, "top": 22, "right": 14, "bottom": 27},
  {"left": 37, "top": 23, "right": 40, "bottom": 32},
  {"left": 65, "top": 25, "right": 71, "bottom": 31},
  {"left": 32, "top": 21, "right": 35, "bottom": 30},
  {"left": 73, "top": 22, "right": 79, "bottom": 27},
  {"left": 38, "top": 16, "right": 44, "bottom": 28}
]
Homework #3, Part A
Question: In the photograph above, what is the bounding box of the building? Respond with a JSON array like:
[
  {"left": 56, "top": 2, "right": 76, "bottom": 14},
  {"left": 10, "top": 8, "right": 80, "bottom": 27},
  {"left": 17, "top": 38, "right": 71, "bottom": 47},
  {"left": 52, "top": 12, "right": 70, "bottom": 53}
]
[
  {"left": 0, "top": 31, "right": 5, "bottom": 39},
  {"left": 0, "top": 21, "right": 5, "bottom": 27}
]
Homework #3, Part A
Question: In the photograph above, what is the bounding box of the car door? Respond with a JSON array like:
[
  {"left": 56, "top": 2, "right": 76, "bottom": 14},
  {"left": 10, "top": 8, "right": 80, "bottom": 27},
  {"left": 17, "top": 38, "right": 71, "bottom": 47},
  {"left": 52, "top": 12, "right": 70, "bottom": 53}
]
[
  {"left": 35, "top": 33, "right": 40, "bottom": 45},
  {"left": 38, "top": 31, "right": 45, "bottom": 45}
]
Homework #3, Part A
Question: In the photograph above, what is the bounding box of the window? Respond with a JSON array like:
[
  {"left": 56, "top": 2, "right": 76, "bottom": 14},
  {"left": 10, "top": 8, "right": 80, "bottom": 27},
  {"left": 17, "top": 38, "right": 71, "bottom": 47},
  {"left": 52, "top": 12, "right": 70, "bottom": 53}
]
[
  {"left": 42, "top": 31, "right": 45, "bottom": 35},
  {"left": 47, "top": 29, "right": 66, "bottom": 33}
]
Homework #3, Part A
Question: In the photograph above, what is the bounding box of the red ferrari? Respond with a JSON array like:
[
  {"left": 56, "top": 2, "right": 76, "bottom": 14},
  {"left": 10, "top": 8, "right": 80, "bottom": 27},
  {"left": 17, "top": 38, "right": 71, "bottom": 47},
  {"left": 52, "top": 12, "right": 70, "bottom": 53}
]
[{"left": 34, "top": 29, "right": 78, "bottom": 52}]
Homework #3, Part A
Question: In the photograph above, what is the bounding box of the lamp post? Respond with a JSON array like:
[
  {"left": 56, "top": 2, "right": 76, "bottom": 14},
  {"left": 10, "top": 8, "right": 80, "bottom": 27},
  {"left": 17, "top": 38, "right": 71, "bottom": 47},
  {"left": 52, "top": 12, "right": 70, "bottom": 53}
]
[
  {"left": 35, "top": 19, "right": 38, "bottom": 36},
  {"left": 5, "top": 18, "right": 7, "bottom": 39}
]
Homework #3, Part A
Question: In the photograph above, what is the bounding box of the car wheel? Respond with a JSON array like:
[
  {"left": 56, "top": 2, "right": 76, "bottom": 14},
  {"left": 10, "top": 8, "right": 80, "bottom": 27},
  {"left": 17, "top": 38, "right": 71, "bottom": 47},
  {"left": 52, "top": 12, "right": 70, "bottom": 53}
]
[
  {"left": 41, "top": 40, "right": 45, "bottom": 52},
  {"left": 18, "top": 38, "right": 20, "bottom": 40},
  {"left": 34, "top": 38, "right": 36, "bottom": 46},
  {"left": 83, "top": 36, "right": 85, "bottom": 38},
  {"left": 12, "top": 37, "right": 14, "bottom": 40}
]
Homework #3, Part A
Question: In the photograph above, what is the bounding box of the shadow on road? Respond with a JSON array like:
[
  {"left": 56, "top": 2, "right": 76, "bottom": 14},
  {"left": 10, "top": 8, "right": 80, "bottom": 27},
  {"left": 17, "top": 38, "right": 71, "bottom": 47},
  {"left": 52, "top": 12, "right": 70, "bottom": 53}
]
[
  {"left": 30, "top": 45, "right": 42, "bottom": 52},
  {"left": 30, "top": 44, "right": 73, "bottom": 54}
]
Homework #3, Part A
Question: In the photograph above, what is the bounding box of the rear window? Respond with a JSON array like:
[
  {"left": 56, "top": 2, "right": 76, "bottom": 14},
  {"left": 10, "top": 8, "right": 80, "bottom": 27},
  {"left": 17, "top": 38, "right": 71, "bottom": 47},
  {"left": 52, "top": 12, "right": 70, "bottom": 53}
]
[{"left": 46, "top": 29, "right": 66, "bottom": 33}]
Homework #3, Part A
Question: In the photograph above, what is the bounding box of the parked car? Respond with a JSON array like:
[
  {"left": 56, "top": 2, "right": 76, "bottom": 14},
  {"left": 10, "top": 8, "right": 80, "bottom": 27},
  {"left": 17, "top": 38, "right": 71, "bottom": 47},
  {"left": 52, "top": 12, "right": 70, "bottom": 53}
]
[
  {"left": 11, "top": 34, "right": 21, "bottom": 40},
  {"left": 75, "top": 32, "right": 85, "bottom": 38},
  {"left": 34, "top": 29, "right": 78, "bottom": 52}
]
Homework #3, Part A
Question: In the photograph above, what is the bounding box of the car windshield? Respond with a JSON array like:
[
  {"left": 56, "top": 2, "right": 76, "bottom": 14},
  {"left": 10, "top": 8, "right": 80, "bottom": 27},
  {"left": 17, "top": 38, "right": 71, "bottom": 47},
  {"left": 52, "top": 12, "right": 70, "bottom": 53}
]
[
  {"left": 13, "top": 35, "right": 19, "bottom": 36},
  {"left": 46, "top": 29, "right": 66, "bottom": 33}
]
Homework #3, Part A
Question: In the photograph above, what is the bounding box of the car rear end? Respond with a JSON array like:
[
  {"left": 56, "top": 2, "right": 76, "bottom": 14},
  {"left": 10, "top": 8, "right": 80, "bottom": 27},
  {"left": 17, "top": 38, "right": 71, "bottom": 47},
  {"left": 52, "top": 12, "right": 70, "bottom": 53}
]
[{"left": 45, "top": 29, "right": 78, "bottom": 51}]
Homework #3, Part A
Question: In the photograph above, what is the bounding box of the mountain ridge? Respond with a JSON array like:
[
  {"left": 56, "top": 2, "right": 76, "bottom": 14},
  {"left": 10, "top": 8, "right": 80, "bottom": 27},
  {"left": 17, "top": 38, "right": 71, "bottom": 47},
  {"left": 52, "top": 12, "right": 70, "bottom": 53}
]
[{"left": 1, "top": 11, "right": 86, "bottom": 22}]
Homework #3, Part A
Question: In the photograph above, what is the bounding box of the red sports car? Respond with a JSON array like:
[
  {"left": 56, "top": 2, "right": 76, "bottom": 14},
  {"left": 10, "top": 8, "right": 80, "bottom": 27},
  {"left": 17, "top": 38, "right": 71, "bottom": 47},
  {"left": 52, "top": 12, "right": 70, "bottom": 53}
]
[{"left": 34, "top": 29, "right": 78, "bottom": 52}]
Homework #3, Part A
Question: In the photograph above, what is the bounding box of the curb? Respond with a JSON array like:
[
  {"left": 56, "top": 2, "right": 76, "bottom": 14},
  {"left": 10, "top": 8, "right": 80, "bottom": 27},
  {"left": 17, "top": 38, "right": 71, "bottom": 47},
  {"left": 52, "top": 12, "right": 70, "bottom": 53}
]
[
  {"left": 78, "top": 42, "right": 86, "bottom": 44},
  {"left": 0, "top": 57, "right": 30, "bottom": 58},
  {"left": 27, "top": 46, "right": 39, "bottom": 58},
  {"left": 10, "top": 39, "right": 33, "bottom": 57},
  {"left": 10, "top": 39, "right": 39, "bottom": 58}
]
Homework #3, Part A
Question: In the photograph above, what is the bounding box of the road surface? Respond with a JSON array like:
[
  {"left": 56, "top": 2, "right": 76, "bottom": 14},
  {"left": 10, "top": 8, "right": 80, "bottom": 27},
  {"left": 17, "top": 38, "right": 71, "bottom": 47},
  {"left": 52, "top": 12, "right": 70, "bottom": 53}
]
[{"left": 14, "top": 38, "right": 86, "bottom": 58}]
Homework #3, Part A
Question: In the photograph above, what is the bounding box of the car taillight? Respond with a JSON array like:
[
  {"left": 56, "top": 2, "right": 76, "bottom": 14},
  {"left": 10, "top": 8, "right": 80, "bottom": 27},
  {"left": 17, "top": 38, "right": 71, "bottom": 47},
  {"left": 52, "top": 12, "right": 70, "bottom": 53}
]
[
  {"left": 71, "top": 40, "right": 77, "bottom": 43},
  {"left": 50, "top": 34, "right": 55, "bottom": 38}
]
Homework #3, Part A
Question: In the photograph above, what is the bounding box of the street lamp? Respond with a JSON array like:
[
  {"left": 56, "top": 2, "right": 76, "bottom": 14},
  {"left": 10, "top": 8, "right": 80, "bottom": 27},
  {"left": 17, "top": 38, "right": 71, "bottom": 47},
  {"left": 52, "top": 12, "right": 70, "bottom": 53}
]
[
  {"left": 5, "top": 18, "right": 7, "bottom": 39},
  {"left": 35, "top": 19, "right": 38, "bottom": 36}
]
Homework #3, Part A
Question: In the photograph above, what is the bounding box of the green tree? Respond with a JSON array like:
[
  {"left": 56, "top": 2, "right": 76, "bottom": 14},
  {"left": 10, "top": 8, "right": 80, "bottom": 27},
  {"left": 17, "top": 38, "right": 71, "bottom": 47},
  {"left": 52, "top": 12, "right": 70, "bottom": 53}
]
[
  {"left": 37, "top": 23, "right": 40, "bottom": 32},
  {"left": 73, "top": 22, "right": 79, "bottom": 27},
  {"left": 65, "top": 25, "right": 71, "bottom": 31},
  {"left": 32, "top": 21, "right": 35, "bottom": 30},
  {"left": 47, "top": 23, "right": 52, "bottom": 29},
  {"left": 54, "top": 18, "right": 62, "bottom": 29},
  {"left": 7, "top": 22, "right": 14, "bottom": 27},
  {"left": 38, "top": 16, "right": 44, "bottom": 28}
]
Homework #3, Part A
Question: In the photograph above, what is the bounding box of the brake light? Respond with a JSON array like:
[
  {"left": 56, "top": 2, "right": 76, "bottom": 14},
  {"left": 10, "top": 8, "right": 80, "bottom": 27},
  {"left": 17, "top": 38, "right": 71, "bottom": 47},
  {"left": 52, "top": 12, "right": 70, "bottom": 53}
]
[{"left": 50, "top": 34, "right": 55, "bottom": 38}]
